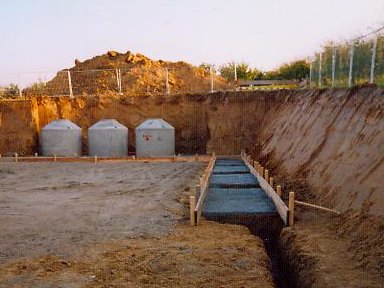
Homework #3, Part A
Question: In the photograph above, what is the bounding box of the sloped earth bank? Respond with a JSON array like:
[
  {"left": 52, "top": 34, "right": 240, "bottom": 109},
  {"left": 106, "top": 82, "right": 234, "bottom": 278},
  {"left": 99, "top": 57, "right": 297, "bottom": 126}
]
[
  {"left": 1, "top": 87, "right": 384, "bottom": 286},
  {"left": 0, "top": 162, "right": 275, "bottom": 287}
]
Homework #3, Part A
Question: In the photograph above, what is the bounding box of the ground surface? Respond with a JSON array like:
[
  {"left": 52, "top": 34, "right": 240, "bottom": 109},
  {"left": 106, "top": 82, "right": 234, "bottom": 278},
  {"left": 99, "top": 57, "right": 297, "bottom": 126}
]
[
  {"left": 0, "top": 162, "right": 203, "bottom": 264},
  {"left": 0, "top": 162, "right": 275, "bottom": 288},
  {"left": 280, "top": 209, "right": 384, "bottom": 288}
]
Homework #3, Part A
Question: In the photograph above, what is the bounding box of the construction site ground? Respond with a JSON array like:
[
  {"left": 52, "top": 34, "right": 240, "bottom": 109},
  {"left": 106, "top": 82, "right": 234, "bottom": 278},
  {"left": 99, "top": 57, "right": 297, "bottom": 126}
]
[{"left": 0, "top": 162, "right": 275, "bottom": 288}]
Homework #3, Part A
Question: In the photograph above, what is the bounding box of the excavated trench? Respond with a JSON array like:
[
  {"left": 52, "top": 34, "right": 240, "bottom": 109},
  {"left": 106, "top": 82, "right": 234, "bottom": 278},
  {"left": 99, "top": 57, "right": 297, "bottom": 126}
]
[
  {"left": 200, "top": 157, "right": 291, "bottom": 287},
  {"left": 1, "top": 87, "right": 384, "bottom": 287}
]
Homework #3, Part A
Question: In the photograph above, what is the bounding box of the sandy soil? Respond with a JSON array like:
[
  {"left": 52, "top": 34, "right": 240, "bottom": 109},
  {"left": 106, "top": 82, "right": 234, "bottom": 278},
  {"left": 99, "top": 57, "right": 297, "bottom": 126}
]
[
  {"left": 0, "top": 162, "right": 275, "bottom": 288},
  {"left": 280, "top": 209, "right": 383, "bottom": 288},
  {"left": 0, "top": 162, "right": 203, "bottom": 263},
  {"left": 0, "top": 222, "right": 275, "bottom": 288}
]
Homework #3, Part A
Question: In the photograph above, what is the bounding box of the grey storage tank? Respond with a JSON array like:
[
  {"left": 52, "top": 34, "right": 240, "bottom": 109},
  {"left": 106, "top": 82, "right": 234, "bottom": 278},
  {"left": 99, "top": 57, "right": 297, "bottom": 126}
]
[
  {"left": 88, "top": 119, "right": 128, "bottom": 157},
  {"left": 135, "top": 118, "right": 175, "bottom": 157},
  {"left": 41, "top": 119, "right": 82, "bottom": 157}
]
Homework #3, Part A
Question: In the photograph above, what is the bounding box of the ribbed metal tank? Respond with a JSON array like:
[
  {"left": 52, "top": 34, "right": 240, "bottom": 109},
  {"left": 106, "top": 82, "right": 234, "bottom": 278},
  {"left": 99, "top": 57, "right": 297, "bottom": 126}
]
[
  {"left": 41, "top": 119, "right": 82, "bottom": 157},
  {"left": 88, "top": 119, "right": 128, "bottom": 157},
  {"left": 135, "top": 118, "right": 175, "bottom": 157}
]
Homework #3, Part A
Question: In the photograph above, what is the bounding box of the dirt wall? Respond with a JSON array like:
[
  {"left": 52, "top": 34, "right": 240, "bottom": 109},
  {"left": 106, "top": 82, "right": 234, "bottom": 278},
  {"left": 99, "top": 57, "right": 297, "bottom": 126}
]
[
  {"left": 1, "top": 88, "right": 383, "bottom": 217},
  {"left": 0, "top": 91, "right": 285, "bottom": 156},
  {"left": 257, "top": 87, "right": 384, "bottom": 215}
]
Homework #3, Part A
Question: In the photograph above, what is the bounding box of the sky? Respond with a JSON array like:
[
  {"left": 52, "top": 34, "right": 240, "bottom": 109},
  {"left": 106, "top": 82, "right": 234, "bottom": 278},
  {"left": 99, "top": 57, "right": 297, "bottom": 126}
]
[{"left": 1, "top": 0, "right": 384, "bottom": 86}]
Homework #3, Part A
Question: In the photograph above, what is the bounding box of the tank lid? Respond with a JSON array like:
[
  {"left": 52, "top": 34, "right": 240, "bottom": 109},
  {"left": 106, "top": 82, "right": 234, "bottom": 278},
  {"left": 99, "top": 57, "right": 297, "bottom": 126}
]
[
  {"left": 136, "top": 118, "right": 174, "bottom": 130},
  {"left": 42, "top": 119, "right": 81, "bottom": 130},
  {"left": 89, "top": 119, "right": 127, "bottom": 130}
]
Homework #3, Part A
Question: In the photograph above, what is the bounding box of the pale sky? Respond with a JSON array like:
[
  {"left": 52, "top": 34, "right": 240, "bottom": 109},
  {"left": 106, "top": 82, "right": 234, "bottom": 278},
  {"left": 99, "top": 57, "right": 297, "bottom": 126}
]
[{"left": 1, "top": 0, "right": 384, "bottom": 87}]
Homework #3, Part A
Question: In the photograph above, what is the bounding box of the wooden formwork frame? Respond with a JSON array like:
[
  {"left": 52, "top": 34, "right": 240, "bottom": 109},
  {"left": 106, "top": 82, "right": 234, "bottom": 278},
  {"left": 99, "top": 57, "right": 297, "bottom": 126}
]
[
  {"left": 12, "top": 155, "right": 212, "bottom": 163},
  {"left": 241, "top": 151, "right": 290, "bottom": 226},
  {"left": 190, "top": 154, "right": 216, "bottom": 226},
  {"left": 241, "top": 151, "right": 341, "bottom": 226}
]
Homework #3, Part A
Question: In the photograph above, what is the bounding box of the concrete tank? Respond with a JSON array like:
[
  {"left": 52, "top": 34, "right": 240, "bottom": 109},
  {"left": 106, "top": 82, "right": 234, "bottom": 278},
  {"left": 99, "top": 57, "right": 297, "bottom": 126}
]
[
  {"left": 88, "top": 119, "right": 128, "bottom": 157},
  {"left": 135, "top": 118, "right": 175, "bottom": 157},
  {"left": 41, "top": 119, "right": 82, "bottom": 157}
]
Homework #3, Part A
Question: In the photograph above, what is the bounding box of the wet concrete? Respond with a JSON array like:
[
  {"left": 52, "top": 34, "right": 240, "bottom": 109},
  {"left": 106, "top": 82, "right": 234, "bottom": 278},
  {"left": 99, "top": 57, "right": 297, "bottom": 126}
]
[
  {"left": 203, "top": 158, "right": 280, "bottom": 234},
  {"left": 212, "top": 165, "right": 250, "bottom": 174}
]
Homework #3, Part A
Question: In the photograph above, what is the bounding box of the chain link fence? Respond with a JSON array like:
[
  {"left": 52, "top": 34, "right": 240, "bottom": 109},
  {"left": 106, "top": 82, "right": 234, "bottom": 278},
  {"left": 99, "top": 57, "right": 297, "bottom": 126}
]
[{"left": 310, "top": 27, "right": 384, "bottom": 88}]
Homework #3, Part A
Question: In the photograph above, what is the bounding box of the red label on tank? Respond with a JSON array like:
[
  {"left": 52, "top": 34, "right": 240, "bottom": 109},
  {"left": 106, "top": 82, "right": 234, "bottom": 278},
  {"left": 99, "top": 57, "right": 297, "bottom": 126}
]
[{"left": 143, "top": 133, "right": 152, "bottom": 141}]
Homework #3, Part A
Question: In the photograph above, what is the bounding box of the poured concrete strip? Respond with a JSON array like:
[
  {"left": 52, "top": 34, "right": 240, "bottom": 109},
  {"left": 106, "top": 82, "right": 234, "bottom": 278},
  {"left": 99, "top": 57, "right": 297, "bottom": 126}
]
[
  {"left": 210, "top": 174, "right": 259, "bottom": 188},
  {"left": 204, "top": 188, "right": 276, "bottom": 215},
  {"left": 213, "top": 165, "right": 250, "bottom": 174},
  {"left": 202, "top": 158, "right": 281, "bottom": 233},
  {"left": 215, "top": 159, "right": 245, "bottom": 166}
]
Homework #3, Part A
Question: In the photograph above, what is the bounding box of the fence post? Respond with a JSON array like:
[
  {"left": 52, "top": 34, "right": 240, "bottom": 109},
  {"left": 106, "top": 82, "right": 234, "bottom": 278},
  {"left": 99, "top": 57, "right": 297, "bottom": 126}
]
[
  {"left": 67, "top": 70, "right": 73, "bottom": 98},
  {"left": 318, "top": 53, "right": 322, "bottom": 87},
  {"left": 210, "top": 66, "right": 214, "bottom": 93},
  {"left": 115, "top": 68, "right": 119, "bottom": 93},
  {"left": 309, "top": 61, "right": 313, "bottom": 88},
  {"left": 370, "top": 36, "right": 378, "bottom": 84},
  {"left": 288, "top": 191, "right": 295, "bottom": 226},
  {"left": 348, "top": 43, "right": 355, "bottom": 88},
  {"left": 116, "top": 68, "right": 122, "bottom": 94},
  {"left": 234, "top": 63, "right": 237, "bottom": 81},
  {"left": 165, "top": 68, "right": 170, "bottom": 95},
  {"left": 331, "top": 47, "right": 336, "bottom": 87},
  {"left": 190, "top": 195, "right": 196, "bottom": 226}
]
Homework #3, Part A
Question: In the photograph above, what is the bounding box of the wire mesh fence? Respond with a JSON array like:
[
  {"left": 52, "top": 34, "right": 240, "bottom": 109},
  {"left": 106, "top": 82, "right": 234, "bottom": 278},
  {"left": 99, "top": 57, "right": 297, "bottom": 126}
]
[
  {"left": 310, "top": 27, "right": 384, "bottom": 88},
  {"left": 0, "top": 66, "right": 234, "bottom": 99}
]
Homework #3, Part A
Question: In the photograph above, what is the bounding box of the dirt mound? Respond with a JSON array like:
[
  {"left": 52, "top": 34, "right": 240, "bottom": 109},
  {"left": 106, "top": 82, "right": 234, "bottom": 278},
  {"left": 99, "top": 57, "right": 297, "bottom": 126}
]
[{"left": 24, "top": 51, "right": 229, "bottom": 96}]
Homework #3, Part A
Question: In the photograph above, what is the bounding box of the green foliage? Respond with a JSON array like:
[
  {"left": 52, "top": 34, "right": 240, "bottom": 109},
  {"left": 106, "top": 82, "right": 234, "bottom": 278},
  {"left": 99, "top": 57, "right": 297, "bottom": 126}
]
[
  {"left": 276, "top": 60, "right": 310, "bottom": 80},
  {"left": 27, "top": 80, "right": 46, "bottom": 96},
  {"left": 199, "top": 62, "right": 215, "bottom": 72},
  {"left": 0, "top": 84, "right": 19, "bottom": 99},
  {"left": 219, "top": 62, "right": 263, "bottom": 81}
]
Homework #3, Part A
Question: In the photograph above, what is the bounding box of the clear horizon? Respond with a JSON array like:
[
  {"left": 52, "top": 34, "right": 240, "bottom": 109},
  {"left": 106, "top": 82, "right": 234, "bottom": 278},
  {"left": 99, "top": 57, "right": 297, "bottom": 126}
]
[{"left": 1, "top": 0, "right": 383, "bottom": 87}]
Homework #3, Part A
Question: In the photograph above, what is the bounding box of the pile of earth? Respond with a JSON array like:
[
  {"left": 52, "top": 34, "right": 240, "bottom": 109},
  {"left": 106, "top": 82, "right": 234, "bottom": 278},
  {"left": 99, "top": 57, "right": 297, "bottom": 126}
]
[{"left": 24, "top": 51, "right": 230, "bottom": 96}]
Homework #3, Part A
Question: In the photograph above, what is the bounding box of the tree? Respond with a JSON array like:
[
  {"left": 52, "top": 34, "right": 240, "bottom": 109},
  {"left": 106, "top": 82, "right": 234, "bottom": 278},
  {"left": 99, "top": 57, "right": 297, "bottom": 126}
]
[
  {"left": 276, "top": 60, "right": 310, "bottom": 80},
  {"left": 1, "top": 84, "right": 19, "bottom": 98},
  {"left": 219, "top": 62, "right": 263, "bottom": 81},
  {"left": 28, "top": 79, "right": 46, "bottom": 96}
]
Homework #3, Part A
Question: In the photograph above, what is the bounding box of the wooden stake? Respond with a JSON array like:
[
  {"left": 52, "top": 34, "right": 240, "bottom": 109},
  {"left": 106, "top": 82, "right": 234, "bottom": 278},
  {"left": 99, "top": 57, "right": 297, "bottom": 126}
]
[
  {"left": 94, "top": 155, "right": 98, "bottom": 163},
  {"left": 54, "top": 155, "right": 57, "bottom": 162},
  {"left": 264, "top": 169, "right": 269, "bottom": 181},
  {"left": 276, "top": 185, "right": 282, "bottom": 197},
  {"left": 195, "top": 153, "right": 198, "bottom": 161},
  {"left": 269, "top": 177, "right": 274, "bottom": 188},
  {"left": 195, "top": 184, "right": 201, "bottom": 198},
  {"left": 199, "top": 176, "right": 204, "bottom": 189},
  {"left": 289, "top": 191, "right": 295, "bottom": 226},
  {"left": 34, "top": 153, "right": 38, "bottom": 157},
  {"left": 190, "top": 195, "right": 196, "bottom": 226},
  {"left": 14, "top": 153, "right": 18, "bottom": 163}
]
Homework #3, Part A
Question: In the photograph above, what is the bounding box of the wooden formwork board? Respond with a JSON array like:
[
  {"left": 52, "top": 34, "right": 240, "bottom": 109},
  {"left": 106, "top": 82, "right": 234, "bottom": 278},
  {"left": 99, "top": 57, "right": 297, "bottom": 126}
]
[
  {"left": 242, "top": 154, "right": 289, "bottom": 225},
  {"left": 194, "top": 156, "right": 216, "bottom": 225},
  {"left": 15, "top": 155, "right": 212, "bottom": 163}
]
